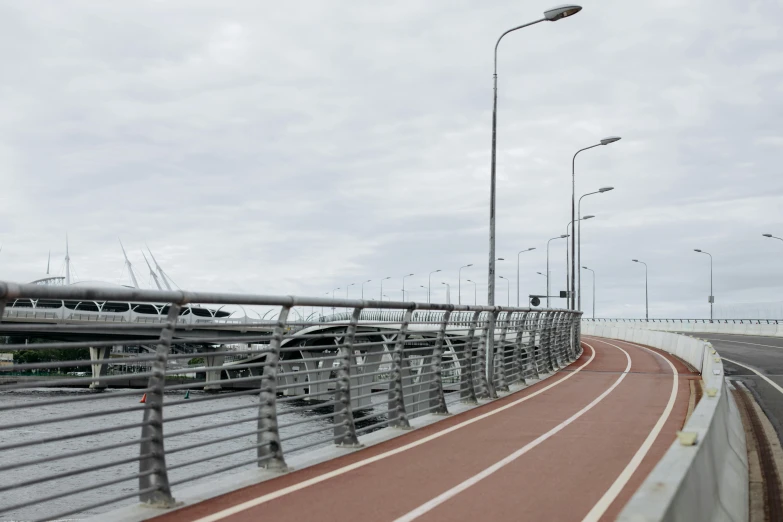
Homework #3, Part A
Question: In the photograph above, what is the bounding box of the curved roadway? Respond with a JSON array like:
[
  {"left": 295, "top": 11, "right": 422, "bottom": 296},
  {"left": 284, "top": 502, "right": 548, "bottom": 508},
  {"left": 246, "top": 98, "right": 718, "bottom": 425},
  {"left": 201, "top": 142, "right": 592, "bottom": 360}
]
[
  {"left": 152, "top": 337, "right": 694, "bottom": 522},
  {"left": 689, "top": 333, "right": 783, "bottom": 445}
]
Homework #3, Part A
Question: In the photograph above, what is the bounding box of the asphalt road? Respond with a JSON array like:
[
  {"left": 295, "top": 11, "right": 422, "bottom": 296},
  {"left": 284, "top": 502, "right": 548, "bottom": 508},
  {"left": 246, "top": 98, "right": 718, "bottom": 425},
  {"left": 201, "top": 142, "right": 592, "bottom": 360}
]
[{"left": 687, "top": 333, "right": 783, "bottom": 445}]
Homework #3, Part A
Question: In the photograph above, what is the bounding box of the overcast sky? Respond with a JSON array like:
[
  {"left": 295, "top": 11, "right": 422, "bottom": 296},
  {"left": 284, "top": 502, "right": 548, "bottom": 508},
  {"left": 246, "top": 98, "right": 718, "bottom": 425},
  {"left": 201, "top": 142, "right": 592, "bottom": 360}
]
[{"left": 1, "top": 0, "right": 782, "bottom": 319}]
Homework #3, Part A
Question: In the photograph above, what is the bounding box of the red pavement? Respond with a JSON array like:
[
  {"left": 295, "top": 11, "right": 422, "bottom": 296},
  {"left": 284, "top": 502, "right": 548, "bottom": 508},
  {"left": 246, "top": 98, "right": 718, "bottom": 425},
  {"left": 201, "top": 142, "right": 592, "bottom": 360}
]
[{"left": 151, "top": 337, "right": 695, "bottom": 522}]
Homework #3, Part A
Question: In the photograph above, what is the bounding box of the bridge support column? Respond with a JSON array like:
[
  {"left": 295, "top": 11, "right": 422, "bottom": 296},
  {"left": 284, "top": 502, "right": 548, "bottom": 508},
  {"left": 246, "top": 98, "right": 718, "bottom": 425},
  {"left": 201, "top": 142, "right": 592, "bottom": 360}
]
[
  {"left": 89, "top": 346, "right": 111, "bottom": 389},
  {"left": 204, "top": 345, "right": 226, "bottom": 391}
]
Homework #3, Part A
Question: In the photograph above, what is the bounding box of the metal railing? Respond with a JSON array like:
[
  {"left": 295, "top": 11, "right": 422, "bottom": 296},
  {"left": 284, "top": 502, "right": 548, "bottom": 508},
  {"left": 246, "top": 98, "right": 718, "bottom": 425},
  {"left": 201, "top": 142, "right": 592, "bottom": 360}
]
[{"left": 0, "top": 281, "right": 581, "bottom": 521}]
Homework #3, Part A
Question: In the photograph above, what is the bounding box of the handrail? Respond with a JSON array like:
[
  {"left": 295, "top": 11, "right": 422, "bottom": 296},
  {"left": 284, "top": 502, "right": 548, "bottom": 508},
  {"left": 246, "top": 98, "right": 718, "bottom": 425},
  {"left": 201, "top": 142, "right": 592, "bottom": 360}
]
[{"left": 0, "top": 280, "right": 581, "bottom": 520}]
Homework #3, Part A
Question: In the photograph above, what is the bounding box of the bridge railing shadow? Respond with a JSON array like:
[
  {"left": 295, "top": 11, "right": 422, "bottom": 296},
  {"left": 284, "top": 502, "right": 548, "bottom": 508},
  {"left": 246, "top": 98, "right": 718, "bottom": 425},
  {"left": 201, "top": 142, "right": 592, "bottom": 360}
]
[{"left": 0, "top": 281, "right": 581, "bottom": 521}]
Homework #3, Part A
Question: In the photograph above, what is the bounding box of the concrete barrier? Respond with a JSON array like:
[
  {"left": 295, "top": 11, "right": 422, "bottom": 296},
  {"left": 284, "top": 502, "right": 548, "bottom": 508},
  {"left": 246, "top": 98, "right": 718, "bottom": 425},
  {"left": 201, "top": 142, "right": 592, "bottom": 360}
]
[
  {"left": 584, "top": 319, "right": 783, "bottom": 339},
  {"left": 582, "top": 325, "right": 748, "bottom": 522}
]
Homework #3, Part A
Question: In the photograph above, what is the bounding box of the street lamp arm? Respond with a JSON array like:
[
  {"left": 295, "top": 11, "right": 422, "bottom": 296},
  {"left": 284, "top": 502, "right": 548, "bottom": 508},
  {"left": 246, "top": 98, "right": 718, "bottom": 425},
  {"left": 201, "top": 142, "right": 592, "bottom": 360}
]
[{"left": 494, "top": 19, "right": 547, "bottom": 74}]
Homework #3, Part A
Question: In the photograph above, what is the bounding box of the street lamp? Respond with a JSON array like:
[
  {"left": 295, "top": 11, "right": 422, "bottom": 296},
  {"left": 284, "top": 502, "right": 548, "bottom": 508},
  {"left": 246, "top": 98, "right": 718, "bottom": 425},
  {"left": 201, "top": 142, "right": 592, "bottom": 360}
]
[
  {"left": 380, "top": 277, "right": 391, "bottom": 302},
  {"left": 631, "top": 260, "right": 648, "bottom": 320},
  {"left": 402, "top": 273, "right": 414, "bottom": 302},
  {"left": 345, "top": 283, "right": 355, "bottom": 298},
  {"left": 486, "top": 4, "right": 583, "bottom": 309},
  {"left": 566, "top": 215, "right": 594, "bottom": 304},
  {"left": 331, "top": 287, "right": 341, "bottom": 317},
  {"left": 499, "top": 276, "right": 510, "bottom": 306},
  {"left": 570, "top": 137, "right": 621, "bottom": 309},
  {"left": 466, "top": 279, "right": 477, "bottom": 305},
  {"left": 458, "top": 264, "right": 473, "bottom": 305},
  {"left": 516, "top": 248, "right": 535, "bottom": 307},
  {"left": 763, "top": 233, "right": 783, "bottom": 243},
  {"left": 581, "top": 266, "right": 595, "bottom": 320},
  {"left": 361, "top": 279, "right": 371, "bottom": 299},
  {"left": 428, "top": 269, "right": 441, "bottom": 303},
  {"left": 441, "top": 282, "right": 451, "bottom": 304},
  {"left": 578, "top": 187, "right": 613, "bottom": 311},
  {"left": 693, "top": 249, "right": 714, "bottom": 320},
  {"left": 547, "top": 235, "right": 568, "bottom": 308}
]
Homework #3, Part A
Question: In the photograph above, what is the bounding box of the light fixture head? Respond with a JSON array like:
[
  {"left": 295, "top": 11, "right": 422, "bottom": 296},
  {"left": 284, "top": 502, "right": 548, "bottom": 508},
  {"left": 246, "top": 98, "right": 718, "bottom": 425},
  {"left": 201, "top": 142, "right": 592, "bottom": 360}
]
[
  {"left": 498, "top": 257, "right": 505, "bottom": 261},
  {"left": 528, "top": 247, "right": 536, "bottom": 251},
  {"left": 544, "top": 4, "right": 582, "bottom": 21},
  {"left": 560, "top": 234, "right": 568, "bottom": 238},
  {"left": 582, "top": 266, "right": 589, "bottom": 269},
  {"left": 467, "top": 279, "right": 474, "bottom": 283},
  {"left": 467, "top": 264, "right": 473, "bottom": 267},
  {"left": 600, "top": 136, "right": 621, "bottom": 145},
  {"left": 632, "top": 259, "right": 639, "bottom": 263},
  {"left": 583, "top": 215, "right": 595, "bottom": 220},
  {"left": 763, "top": 234, "right": 773, "bottom": 238},
  {"left": 599, "top": 186, "right": 614, "bottom": 192},
  {"left": 435, "top": 269, "right": 441, "bottom": 273},
  {"left": 694, "top": 249, "right": 702, "bottom": 253}
]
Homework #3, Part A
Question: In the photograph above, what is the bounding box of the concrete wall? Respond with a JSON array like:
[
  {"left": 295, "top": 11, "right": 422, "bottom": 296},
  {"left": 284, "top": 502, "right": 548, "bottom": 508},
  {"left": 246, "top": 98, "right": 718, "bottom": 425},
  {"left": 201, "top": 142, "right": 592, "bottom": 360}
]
[
  {"left": 581, "top": 323, "right": 748, "bottom": 522},
  {"left": 583, "top": 319, "right": 783, "bottom": 338}
]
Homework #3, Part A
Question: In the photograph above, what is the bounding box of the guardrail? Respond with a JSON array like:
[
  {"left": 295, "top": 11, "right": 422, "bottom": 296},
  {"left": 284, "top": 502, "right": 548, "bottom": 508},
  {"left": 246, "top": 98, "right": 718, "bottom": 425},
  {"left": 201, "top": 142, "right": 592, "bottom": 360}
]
[
  {"left": 584, "top": 318, "right": 783, "bottom": 337},
  {"left": 584, "top": 318, "right": 781, "bottom": 324},
  {"left": 582, "top": 324, "right": 748, "bottom": 521},
  {"left": 0, "top": 281, "right": 581, "bottom": 521}
]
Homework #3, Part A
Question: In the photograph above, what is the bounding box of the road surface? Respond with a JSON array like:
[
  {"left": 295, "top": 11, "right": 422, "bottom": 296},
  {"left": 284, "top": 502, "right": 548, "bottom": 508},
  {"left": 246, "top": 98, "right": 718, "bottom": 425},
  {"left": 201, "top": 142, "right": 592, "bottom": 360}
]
[
  {"left": 690, "top": 333, "right": 783, "bottom": 445},
  {"left": 151, "top": 337, "right": 694, "bottom": 522}
]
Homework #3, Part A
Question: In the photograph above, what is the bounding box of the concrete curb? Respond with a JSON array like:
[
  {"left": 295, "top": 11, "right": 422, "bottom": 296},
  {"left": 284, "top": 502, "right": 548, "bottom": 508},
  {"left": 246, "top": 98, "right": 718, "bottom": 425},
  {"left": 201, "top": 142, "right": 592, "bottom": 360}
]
[{"left": 581, "top": 323, "right": 749, "bottom": 522}]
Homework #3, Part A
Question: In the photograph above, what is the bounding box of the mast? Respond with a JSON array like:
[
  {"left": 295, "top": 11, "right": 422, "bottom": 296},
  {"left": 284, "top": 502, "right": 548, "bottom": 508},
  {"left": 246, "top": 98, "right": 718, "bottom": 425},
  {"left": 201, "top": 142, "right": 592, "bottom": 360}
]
[
  {"left": 147, "top": 246, "right": 173, "bottom": 290},
  {"left": 65, "top": 235, "right": 71, "bottom": 285},
  {"left": 142, "top": 251, "right": 162, "bottom": 290},
  {"left": 119, "top": 239, "right": 139, "bottom": 288}
]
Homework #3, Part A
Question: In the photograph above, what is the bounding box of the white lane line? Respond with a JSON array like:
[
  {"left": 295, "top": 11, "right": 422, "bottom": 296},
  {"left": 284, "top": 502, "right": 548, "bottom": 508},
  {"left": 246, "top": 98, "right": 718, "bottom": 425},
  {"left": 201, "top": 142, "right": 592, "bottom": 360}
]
[
  {"left": 393, "top": 341, "right": 631, "bottom": 522},
  {"left": 192, "top": 345, "right": 598, "bottom": 522},
  {"left": 699, "top": 337, "right": 783, "bottom": 350},
  {"left": 723, "top": 357, "right": 783, "bottom": 396},
  {"left": 580, "top": 338, "right": 679, "bottom": 522}
]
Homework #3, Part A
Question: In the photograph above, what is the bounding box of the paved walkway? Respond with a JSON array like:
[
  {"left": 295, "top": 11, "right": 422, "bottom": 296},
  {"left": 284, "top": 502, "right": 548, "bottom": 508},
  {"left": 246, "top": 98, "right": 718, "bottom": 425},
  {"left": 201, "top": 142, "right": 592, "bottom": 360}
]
[{"left": 152, "top": 337, "right": 695, "bottom": 522}]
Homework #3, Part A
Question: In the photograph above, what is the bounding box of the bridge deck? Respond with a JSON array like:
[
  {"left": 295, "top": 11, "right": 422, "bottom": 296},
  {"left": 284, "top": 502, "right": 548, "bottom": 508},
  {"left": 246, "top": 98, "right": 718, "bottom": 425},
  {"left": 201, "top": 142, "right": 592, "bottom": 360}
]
[{"left": 150, "top": 337, "right": 695, "bottom": 522}]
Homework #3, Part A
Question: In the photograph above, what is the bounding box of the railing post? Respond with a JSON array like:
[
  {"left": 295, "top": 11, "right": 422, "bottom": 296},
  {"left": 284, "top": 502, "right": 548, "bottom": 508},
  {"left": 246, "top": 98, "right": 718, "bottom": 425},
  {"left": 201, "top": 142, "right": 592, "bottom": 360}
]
[
  {"left": 475, "top": 311, "right": 495, "bottom": 399},
  {"left": 512, "top": 311, "right": 528, "bottom": 386},
  {"left": 257, "top": 305, "right": 290, "bottom": 470},
  {"left": 494, "top": 311, "right": 510, "bottom": 392},
  {"left": 543, "top": 311, "right": 556, "bottom": 373},
  {"left": 334, "top": 307, "right": 361, "bottom": 446},
  {"left": 460, "top": 311, "right": 481, "bottom": 403},
  {"left": 139, "top": 303, "right": 180, "bottom": 507},
  {"left": 388, "top": 308, "right": 413, "bottom": 429},
  {"left": 429, "top": 310, "right": 451, "bottom": 415},
  {"left": 553, "top": 312, "right": 566, "bottom": 367}
]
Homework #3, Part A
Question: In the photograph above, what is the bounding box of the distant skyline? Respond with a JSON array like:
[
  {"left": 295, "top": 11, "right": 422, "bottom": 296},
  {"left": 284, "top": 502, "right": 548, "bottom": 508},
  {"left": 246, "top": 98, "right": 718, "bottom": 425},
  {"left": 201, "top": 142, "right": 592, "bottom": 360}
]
[{"left": 0, "top": 0, "right": 782, "bottom": 319}]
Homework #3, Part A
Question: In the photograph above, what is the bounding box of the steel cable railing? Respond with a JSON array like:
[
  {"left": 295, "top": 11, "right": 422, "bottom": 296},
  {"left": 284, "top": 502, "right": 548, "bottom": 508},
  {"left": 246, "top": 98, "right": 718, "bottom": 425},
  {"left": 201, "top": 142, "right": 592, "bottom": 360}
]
[{"left": 0, "top": 280, "right": 580, "bottom": 521}]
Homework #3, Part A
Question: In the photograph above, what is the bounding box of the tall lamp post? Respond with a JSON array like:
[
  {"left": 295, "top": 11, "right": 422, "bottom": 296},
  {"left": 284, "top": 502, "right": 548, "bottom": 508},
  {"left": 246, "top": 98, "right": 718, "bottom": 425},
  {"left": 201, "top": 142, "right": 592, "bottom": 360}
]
[
  {"left": 547, "top": 235, "right": 568, "bottom": 307},
  {"left": 402, "top": 273, "right": 414, "bottom": 302},
  {"left": 458, "top": 264, "right": 473, "bottom": 305},
  {"left": 361, "top": 279, "right": 371, "bottom": 299},
  {"left": 566, "top": 215, "right": 594, "bottom": 301},
  {"left": 693, "top": 249, "right": 714, "bottom": 320},
  {"left": 499, "top": 276, "right": 510, "bottom": 306},
  {"left": 486, "top": 4, "right": 583, "bottom": 308},
  {"left": 516, "top": 248, "right": 535, "bottom": 307},
  {"left": 578, "top": 187, "right": 613, "bottom": 310},
  {"left": 570, "top": 137, "right": 621, "bottom": 309},
  {"left": 581, "top": 266, "right": 595, "bottom": 319},
  {"left": 441, "top": 282, "right": 451, "bottom": 304},
  {"left": 466, "top": 279, "right": 477, "bottom": 305},
  {"left": 345, "top": 283, "right": 355, "bottom": 298},
  {"left": 331, "top": 287, "right": 341, "bottom": 316},
  {"left": 428, "top": 269, "right": 441, "bottom": 303},
  {"left": 380, "top": 277, "right": 391, "bottom": 302},
  {"left": 631, "top": 260, "right": 648, "bottom": 320}
]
